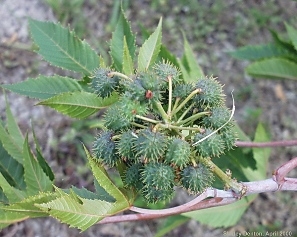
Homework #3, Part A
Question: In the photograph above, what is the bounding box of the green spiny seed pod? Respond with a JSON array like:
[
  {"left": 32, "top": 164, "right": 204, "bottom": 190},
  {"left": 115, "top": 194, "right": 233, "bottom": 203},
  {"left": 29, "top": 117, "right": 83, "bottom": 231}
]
[
  {"left": 180, "top": 163, "right": 214, "bottom": 194},
  {"left": 194, "top": 77, "right": 224, "bottom": 107},
  {"left": 172, "top": 83, "right": 194, "bottom": 99},
  {"left": 116, "top": 130, "right": 137, "bottom": 162},
  {"left": 153, "top": 61, "right": 181, "bottom": 87},
  {"left": 91, "top": 68, "right": 119, "bottom": 98},
  {"left": 93, "top": 131, "right": 119, "bottom": 166},
  {"left": 220, "top": 126, "right": 237, "bottom": 152},
  {"left": 125, "top": 163, "right": 144, "bottom": 190},
  {"left": 194, "top": 128, "right": 225, "bottom": 157},
  {"left": 118, "top": 94, "right": 148, "bottom": 120},
  {"left": 141, "top": 163, "right": 175, "bottom": 190},
  {"left": 141, "top": 162, "right": 175, "bottom": 203},
  {"left": 165, "top": 138, "right": 191, "bottom": 169},
  {"left": 142, "top": 185, "right": 175, "bottom": 203},
  {"left": 202, "top": 107, "right": 231, "bottom": 129},
  {"left": 134, "top": 129, "right": 168, "bottom": 162},
  {"left": 137, "top": 72, "right": 162, "bottom": 102},
  {"left": 122, "top": 79, "right": 147, "bottom": 102},
  {"left": 104, "top": 103, "right": 131, "bottom": 131}
]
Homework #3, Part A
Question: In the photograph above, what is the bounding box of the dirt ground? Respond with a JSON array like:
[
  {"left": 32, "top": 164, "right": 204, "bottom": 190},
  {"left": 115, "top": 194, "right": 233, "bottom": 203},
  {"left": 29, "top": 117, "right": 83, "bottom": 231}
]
[{"left": 1, "top": 0, "right": 297, "bottom": 236}]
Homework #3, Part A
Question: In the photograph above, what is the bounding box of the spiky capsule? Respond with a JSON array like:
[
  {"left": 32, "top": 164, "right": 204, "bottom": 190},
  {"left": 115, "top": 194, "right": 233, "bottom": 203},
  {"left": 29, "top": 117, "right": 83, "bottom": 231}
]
[
  {"left": 104, "top": 104, "right": 131, "bottom": 131},
  {"left": 194, "top": 128, "right": 225, "bottom": 158},
  {"left": 116, "top": 130, "right": 137, "bottom": 162},
  {"left": 91, "top": 68, "right": 119, "bottom": 98},
  {"left": 93, "top": 131, "right": 119, "bottom": 166},
  {"left": 134, "top": 129, "right": 168, "bottom": 162},
  {"left": 194, "top": 77, "right": 224, "bottom": 107},
  {"left": 202, "top": 107, "right": 231, "bottom": 129},
  {"left": 165, "top": 138, "right": 191, "bottom": 169},
  {"left": 153, "top": 61, "right": 181, "bottom": 87},
  {"left": 141, "top": 163, "right": 175, "bottom": 202},
  {"left": 125, "top": 163, "right": 144, "bottom": 190},
  {"left": 180, "top": 163, "right": 214, "bottom": 194}
]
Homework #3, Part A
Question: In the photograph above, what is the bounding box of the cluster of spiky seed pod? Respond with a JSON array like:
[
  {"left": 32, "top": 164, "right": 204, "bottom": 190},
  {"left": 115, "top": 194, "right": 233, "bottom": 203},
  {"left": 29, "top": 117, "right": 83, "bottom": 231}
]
[{"left": 91, "top": 62, "right": 237, "bottom": 203}]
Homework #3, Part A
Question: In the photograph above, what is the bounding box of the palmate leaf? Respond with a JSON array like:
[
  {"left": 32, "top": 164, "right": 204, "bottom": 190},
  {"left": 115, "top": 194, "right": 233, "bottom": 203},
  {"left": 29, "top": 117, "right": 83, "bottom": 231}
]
[
  {"left": 0, "top": 137, "right": 25, "bottom": 190},
  {"left": 23, "top": 134, "right": 52, "bottom": 195},
  {"left": 1, "top": 75, "right": 83, "bottom": 100},
  {"left": 37, "top": 188, "right": 116, "bottom": 231},
  {"left": 37, "top": 91, "right": 119, "bottom": 119},
  {"left": 0, "top": 119, "right": 23, "bottom": 164},
  {"left": 0, "top": 209, "right": 29, "bottom": 229},
  {"left": 1, "top": 192, "right": 58, "bottom": 219},
  {"left": 110, "top": 9, "right": 136, "bottom": 72},
  {"left": 183, "top": 123, "right": 271, "bottom": 227},
  {"left": 29, "top": 18, "right": 99, "bottom": 75},
  {"left": 0, "top": 173, "right": 26, "bottom": 203},
  {"left": 285, "top": 23, "right": 297, "bottom": 52},
  {"left": 246, "top": 58, "right": 297, "bottom": 80},
  {"left": 229, "top": 43, "right": 292, "bottom": 61},
  {"left": 138, "top": 18, "right": 162, "bottom": 72},
  {"left": 122, "top": 36, "right": 134, "bottom": 75},
  {"left": 179, "top": 35, "right": 204, "bottom": 83}
]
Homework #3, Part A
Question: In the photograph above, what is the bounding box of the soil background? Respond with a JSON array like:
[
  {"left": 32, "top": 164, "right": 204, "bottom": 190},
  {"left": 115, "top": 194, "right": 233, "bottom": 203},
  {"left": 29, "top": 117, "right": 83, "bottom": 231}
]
[{"left": 1, "top": 0, "right": 297, "bottom": 236}]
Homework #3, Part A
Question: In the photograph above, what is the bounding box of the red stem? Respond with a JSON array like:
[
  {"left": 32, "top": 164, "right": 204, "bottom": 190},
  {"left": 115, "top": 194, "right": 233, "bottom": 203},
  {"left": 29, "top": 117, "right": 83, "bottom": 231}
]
[
  {"left": 235, "top": 140, "right": 297, "bottom": 148},
  {"left": 98, "top": 156, "right": 297, "bottom": 224}
]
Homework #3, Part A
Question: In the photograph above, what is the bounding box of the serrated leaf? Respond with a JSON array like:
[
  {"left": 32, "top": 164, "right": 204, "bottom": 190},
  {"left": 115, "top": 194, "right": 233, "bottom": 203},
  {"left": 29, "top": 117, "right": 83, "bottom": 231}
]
[
  {"left": 0, "top": 173, "right": 26, "bottom": 203},
  {"left": 285, "top": 23, "right": 297, "bottom": 52},
  {"left": 5, "top": 97, "right": 24, "bottom": 149},
  {"left": 138, "top": 18, "right": 162, "bottom": 71},
  {"left": 242, "top": 123, "right": 271, "bottom": 181},
  {"left": 1, "top": 75, "right": 83, "bottom": 100},
  {"left": 122, "top": 36, "right": 134, "bottom": 75},
  {"left": 229, "top": 43, "right": 292, "bottom": 61},
  {"left": 84, "top": 146, "right": 130, "bottom": 207},
  {"left": 32, "top": 125, "right": 55, "bottom": 181},
  {"left": 0, "top": 142, "right": 25, "bottom": 189},
  {"left": 0, "top": 209, "right": 29, "bottom": 229},
  {"left": 110, "top": 9, "right": 136, "bottom": 72},
  {"left": 37, "top": 91, "right": 119, "bottom": 119},
  {"left": 23, "top": 134, "right": 52, "bottom": 195},
  {"left": 179, "top": 35, "right": 204, "bottom": 83},
  {"left": 37, "top": 187, "right": 117, "bottom": 231},
  {"left": 29, "top": 18, "right": 99, "bottom": 75},
  {"left": 0, "top": 121, "right": 23, "bottom": 164},
  {"left": 246, "top": 58, "right": 297, "bottom": 80},
  {"left": 182, "top": 195, "right": 256, "bottom": 228},
  {"left": 0, "top": 192, "right": 57, "bottom": 218}
]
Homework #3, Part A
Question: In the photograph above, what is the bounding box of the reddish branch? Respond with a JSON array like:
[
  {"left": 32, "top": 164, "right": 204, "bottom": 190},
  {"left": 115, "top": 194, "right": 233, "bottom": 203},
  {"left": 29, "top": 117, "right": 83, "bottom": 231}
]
[
  {"left": 98, "top": 157, "right": 297, "bottom": 224},
  {"left": 236, "top": 140, "right": 297, "bottom": 148}
]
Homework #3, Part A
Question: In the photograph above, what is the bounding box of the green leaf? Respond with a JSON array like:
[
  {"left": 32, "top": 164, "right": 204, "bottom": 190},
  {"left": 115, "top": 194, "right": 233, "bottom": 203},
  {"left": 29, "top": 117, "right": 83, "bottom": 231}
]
[
  {"left": 5, "top": 97, "right": 24, "bottom": 148},
  {"left": 110, "top": 9, "right": 136, "bottom": 72},
  {"left": 285, "top": 23, "right": 297, "bottom": 52},
  {"left": 36, "top": 187, "right": 116, "bottom": 231},
  {"left": 29, "top": 18, "right": 99, "bottom": 75},
  {"left": 179, "top": 35, "right": 204, "bottom": 83},
  {"left": 37, "top": 91, "right": 119, "bottom": 119},
  {"left": 138, "top": 18, "right": 162, "bottom": 71},
  {"left": 23, "top": 134, "right": 52, "bottom": 195},
  {"left": 0, "top": 173, "right": 26, "bottom": 203},
  {"left": 229, "top": 43, "right": 292, "bottom": 61},
  {"left": 155, "top": 215, "right": 189, "bottom": 237},
  {"left": 0, "top": 121, "right": 23, "bottom": 164},
  {"left": 182, "top": 195, "right": 256, "bottom": 228},
  {"left": 0, "top": 135, "right": 25, "bottom": 190},
  {"left": 242, "top": 123, "right": 271, "bottom": 181},
  {"left": 84, "top": 146, "right": 131, "bottom": 207},
  {"left": 122, "top": 36, "right": 134, "bottom": 75},
  {"left": 1, "top": 192, "right": 57, "bottom": 218},
  {"left": 1, "top": 75, "right": 83, "bottom": 100},
  {"left": 0, "top": 209, "right": 29, "bottom": 229},
  {"left": 246, "top": 58, "right": 297, "bottom": 80}
]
